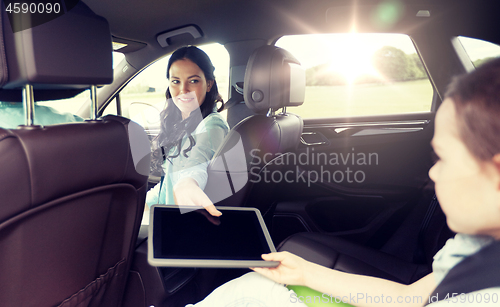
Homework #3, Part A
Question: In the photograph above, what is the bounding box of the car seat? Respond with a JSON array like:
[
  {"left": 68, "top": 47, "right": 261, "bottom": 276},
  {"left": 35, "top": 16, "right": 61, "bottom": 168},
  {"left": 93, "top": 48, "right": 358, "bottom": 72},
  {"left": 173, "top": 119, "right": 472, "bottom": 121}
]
[
  {"left": 0, "top": 3, "right": 150, "bottom": 307},
  {"left": 278, "top": 194, "right": 455, "bottom": 285},
  {"left": 204, "top": 45, "right": 306, "bottom": 217}
]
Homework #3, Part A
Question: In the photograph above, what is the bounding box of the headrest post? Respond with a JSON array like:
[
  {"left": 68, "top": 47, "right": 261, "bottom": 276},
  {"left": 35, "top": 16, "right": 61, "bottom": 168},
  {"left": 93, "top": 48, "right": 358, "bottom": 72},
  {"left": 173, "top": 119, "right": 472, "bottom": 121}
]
[
  {"left": 22, "top": 84, "right": 35, "bottom": 126},
  {"left": 266, "top": 108, "right": 275, "bottom": 117},
  {"left": 90, "top": 85, "right": 98, "bottom": 120},
  {"left": 280, "top": 106, "right": 287, "bottom": 114}
]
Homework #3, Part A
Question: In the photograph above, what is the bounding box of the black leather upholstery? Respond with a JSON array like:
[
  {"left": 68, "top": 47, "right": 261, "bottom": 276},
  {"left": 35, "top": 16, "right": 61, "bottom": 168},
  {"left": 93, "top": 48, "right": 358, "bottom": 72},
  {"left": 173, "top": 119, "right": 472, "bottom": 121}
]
[
  {"left": 204, "top": 46, "right": 305, "bottom": 216},
  {"left": 278, "top": 232, "right": 429, "bottom": 284},
  {"left": 0, "top": 118, "right": 149, "bottom": 306},
  {"left": 278, "top": 200, "right": 455, "bottom": 285},
  {"left": 244, "top": 45, "right": 305, "bottom": 113},
  {"left": 0, "top": 2, "right": 150, "bottom": 306},
  {"left": 0, "top": 2, "right": 112, "bottom": 101}
]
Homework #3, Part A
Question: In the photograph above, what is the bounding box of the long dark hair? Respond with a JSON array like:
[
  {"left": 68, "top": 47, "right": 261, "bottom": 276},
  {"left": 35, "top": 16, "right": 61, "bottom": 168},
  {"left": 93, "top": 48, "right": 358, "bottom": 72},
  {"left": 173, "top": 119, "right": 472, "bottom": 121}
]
[{"left": 151, "top": 46, "right": 224, "bottom": 175}]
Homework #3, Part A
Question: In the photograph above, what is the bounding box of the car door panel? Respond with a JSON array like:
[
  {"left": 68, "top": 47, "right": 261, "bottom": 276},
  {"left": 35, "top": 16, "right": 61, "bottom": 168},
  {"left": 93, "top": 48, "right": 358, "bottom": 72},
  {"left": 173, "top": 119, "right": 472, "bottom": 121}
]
[{"left": 271, "top": 113, "right": 435, "bottom": 248}]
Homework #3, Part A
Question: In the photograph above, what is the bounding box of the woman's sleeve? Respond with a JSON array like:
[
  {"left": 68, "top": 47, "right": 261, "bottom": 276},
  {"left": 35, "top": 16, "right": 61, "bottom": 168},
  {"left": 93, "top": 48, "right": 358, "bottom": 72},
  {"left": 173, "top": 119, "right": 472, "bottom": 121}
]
[
  {"left": 145, "top": 181, "right": 161, "bottom": 206},
  {"left": 173, "top": 115, "right": 229, "bottom": 190}
]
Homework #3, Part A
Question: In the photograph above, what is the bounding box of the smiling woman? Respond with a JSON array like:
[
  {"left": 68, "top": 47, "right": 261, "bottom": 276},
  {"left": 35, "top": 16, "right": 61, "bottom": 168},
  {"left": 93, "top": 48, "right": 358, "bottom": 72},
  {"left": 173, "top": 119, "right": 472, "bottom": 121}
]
[
  {"left": 145, "top": 46, "right": 229, "bottom": 217},
  {"left": 168, "top": 58, "right": 214, "bottom": 120},
  {"left": 105, "top": 43, "right": 230, "bottom": 126}
]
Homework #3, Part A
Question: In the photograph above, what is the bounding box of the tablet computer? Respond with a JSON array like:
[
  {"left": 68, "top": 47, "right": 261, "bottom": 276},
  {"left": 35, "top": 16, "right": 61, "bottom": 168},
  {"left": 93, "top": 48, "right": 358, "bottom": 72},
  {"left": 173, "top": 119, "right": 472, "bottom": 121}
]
[{"left": 148, "top": 205, "right": 279, "bottom": 268}]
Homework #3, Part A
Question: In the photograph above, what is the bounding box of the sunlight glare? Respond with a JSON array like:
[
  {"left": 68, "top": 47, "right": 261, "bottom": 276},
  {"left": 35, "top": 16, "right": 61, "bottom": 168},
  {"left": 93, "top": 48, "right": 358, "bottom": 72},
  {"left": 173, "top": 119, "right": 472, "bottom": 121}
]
[{"left": 326, "top": 34, "right": 379, "bottom": 85}]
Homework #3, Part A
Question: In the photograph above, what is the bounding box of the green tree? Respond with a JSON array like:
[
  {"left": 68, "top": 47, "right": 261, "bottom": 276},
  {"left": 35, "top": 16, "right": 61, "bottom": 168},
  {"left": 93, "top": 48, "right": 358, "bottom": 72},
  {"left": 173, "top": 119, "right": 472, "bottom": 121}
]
[
  {"left": 305, "top": 63, "right": 347, "bottom": 86},
  {"left": 372, "top": 46, "right": 411, "bottom": 81},
  {"left": 305, "top": 47, "right": 427, "bottom": 86},
  {"left": 407, "top": 53, "right": 427, "bottom": 80}
]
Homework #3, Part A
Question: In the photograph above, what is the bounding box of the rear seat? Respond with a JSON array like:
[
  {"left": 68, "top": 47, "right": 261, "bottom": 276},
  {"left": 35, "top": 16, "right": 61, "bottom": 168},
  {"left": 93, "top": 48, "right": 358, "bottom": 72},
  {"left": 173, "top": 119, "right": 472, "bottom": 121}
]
[{"left": 278, "top": 193, "right": 455, "bottom": 284}]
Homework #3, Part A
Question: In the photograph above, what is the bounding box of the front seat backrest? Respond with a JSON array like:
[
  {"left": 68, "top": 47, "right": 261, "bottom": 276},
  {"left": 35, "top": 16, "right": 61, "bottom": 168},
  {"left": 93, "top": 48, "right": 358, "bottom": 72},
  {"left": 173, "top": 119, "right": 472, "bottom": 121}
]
[
  {"left": 0, "top": 4, "right": 150, "bottom": 307},
  {"left": 204, "top": 45, "right": 305, "bottom": 216}
]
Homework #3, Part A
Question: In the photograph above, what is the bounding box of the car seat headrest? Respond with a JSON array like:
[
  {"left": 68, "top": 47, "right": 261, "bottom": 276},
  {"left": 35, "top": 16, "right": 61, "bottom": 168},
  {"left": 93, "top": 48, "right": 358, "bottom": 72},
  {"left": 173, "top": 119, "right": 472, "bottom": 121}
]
[
  {"left": 0, "top": 1, "right": 112, "bottom": 97},
  {"left": 244, "top": 45, "right": 305, "bottom": 114}
]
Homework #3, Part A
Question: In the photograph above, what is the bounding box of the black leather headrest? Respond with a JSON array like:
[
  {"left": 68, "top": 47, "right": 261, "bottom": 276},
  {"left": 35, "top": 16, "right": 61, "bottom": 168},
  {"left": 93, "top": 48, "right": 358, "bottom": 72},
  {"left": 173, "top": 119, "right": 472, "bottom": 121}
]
[
  {"left": 244, "top": 45, "right": 305, "bottom": 114},
  {"left": 0, "top": 2, "right": 112, "bottom": 101}
]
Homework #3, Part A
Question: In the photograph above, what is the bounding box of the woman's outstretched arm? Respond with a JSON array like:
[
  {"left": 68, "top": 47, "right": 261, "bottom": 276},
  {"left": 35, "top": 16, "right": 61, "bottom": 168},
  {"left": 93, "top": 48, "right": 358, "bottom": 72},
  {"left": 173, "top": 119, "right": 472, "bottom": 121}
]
[
  {"left": 172, "top": 114, "right": 228, "bottom": 216},
  {"left": 173, "top": 177, "right": 221, "bottom": 216}
]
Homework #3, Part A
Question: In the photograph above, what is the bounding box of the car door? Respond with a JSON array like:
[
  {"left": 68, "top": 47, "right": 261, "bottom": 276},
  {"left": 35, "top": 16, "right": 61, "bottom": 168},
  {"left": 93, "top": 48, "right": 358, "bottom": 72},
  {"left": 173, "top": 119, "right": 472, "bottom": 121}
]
[{"left": 269, "top": 33, "right": 437, "bottom": 250}]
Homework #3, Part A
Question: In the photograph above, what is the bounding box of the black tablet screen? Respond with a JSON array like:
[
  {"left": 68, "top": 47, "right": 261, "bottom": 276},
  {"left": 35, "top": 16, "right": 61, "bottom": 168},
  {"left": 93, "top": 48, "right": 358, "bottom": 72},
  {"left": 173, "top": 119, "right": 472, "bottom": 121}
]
[{"left": 152, "top": 207, "right": 274, "bottom": 260}]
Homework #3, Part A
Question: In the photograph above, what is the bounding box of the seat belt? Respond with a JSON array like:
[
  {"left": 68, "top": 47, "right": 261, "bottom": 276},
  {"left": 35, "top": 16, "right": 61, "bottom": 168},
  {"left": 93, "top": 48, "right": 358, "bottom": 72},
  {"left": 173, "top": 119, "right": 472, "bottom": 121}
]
[
  {"left": 157, "top": 146, "right": 166, "bottom": 202},
  {"left": 223, "top": 83, "right": 244, "bottom": 111},
  {"left": 413, "top": 194, "right": 440, "bottom": 264}
]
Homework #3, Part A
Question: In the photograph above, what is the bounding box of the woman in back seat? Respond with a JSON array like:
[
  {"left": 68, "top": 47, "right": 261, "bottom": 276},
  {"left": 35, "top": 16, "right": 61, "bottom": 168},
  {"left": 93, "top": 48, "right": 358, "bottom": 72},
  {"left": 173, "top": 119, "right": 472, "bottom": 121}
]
[
  {"left": 146, "top": 46, "right": 229, "bottom": 217},
  {"left": 187, "top": 58, "right": 500, "bottom": 306}
]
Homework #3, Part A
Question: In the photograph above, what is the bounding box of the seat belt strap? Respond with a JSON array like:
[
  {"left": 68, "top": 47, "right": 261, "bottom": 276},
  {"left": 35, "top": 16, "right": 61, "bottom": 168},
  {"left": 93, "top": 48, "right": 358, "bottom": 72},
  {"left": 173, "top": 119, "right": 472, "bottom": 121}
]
[
  {"left": 413, "top": 194, "right": 439, "bottom": 263},
  {"left": 158, "top": 146, "right": 166, "bottom": 202},
  {"left": 224, "top": 83, "right": 244, "bottom": 110}
]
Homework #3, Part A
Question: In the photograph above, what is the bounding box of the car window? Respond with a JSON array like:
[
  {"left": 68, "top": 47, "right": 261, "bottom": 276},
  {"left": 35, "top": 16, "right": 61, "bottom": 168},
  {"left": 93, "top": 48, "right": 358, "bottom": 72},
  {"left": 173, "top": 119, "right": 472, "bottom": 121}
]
[
  {"left": 457, "top": 36, "right": 500, "bottom": 67},
  {"left": 105, "top": 43, "right": 229, "bottom": 129},
  {"left": 36, "top": 52, "right": 126, "bottom": 116},
  {"left": 37, "top": 89, "right": 90, "bottom": 115},
  {"left": 275, "top": 33, "right": 434, "bottom": 119}
]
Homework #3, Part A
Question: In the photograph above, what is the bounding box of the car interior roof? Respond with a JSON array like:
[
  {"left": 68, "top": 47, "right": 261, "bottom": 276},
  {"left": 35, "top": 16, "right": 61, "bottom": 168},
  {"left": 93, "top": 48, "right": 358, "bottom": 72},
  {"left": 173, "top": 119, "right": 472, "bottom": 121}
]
[{"left": 83, "top": 0, "right": 500, "bottom": 50}]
